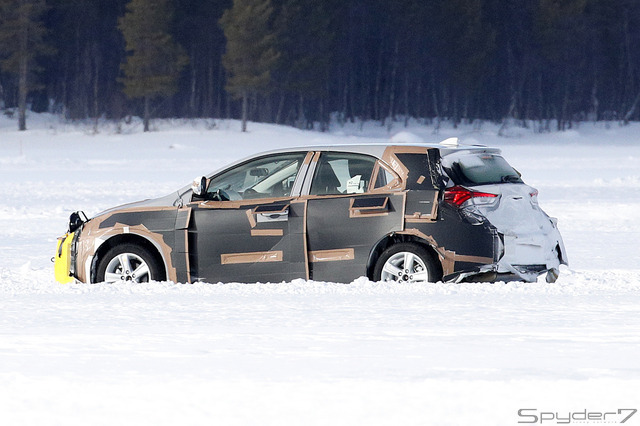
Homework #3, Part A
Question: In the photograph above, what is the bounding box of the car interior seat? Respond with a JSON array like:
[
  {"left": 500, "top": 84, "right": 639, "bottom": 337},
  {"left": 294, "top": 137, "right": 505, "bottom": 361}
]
[
  {"left": 311, "top": 162, "right": 341, "bottom": 195},
  {"left": 347, "top": 159, "right": 374, "bottom": 191}
]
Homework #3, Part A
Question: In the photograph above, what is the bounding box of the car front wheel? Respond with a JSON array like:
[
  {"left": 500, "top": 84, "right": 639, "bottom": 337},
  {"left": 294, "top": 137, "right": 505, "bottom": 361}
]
[
  {"left": 95, "top": 244, "right": 164, "bottom": 283},
  {"left": 374, "top": 243, "right": 441, "bottom": 283}
]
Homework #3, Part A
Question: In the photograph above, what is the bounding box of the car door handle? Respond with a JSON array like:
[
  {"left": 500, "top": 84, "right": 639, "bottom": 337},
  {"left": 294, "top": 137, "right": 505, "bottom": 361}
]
[
  {"left": 257, "top": 208, "right": 289, "bottom": 222},
  {"left": 349, "top": 197, "right": 389, "bottom": 217}
]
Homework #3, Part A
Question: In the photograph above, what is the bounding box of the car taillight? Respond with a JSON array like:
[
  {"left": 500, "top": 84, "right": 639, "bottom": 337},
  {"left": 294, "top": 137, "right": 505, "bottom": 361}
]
[
  {"left": 444, "top": 186, "right": 498, "bottom": 207},
  {"left": 530, "top": 188, "right": 539, "bottom": 204}
]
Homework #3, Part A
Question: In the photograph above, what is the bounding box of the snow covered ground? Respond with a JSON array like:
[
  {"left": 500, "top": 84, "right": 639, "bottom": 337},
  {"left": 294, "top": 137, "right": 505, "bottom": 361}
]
[{"left": 1, "top": 114, "right": 639, "bottom": 425}]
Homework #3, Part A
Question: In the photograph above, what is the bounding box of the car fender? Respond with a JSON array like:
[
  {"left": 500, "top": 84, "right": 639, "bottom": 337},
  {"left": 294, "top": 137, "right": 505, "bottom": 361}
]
[
  {"left": 75, "top": 208, "right": 179, "bottom": 283},
  {"left": 87, "top": 228, "right": 174, "bottom": 283},
  {"left": 366, "top": 231, "right": 444, "bottom": 280}
]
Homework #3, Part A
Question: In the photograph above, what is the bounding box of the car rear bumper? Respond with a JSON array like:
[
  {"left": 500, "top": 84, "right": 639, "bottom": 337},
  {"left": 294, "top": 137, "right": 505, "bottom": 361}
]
[
  {"left": 446, "top": 227, "right": 567, "bottom": 283},
  {"left": 497, "top": 225, "right": 567, "bottom": 279}
]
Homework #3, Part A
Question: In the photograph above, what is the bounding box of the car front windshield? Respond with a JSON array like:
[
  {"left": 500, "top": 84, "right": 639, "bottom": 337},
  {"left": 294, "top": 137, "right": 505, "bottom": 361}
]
[{"left": 442, "top": 152, "right": 522, "bottom": 185}]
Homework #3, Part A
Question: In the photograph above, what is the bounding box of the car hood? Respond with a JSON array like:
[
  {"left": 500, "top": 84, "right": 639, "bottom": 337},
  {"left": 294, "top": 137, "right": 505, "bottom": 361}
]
[{"left": 92, "top": 187, "right": 192, "bottom": 219}]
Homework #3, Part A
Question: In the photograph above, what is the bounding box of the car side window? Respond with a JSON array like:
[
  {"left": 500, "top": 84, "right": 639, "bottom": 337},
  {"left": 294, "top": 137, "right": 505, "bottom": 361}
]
[
  {"left": 373, "top": 164, "right": 397, "bottom": 189},
  {"left": 206, "top": 152, "right": 308, "bottom": 200},
  {"left": 310, "top": 153, "right": 377, "bottom": 196}
]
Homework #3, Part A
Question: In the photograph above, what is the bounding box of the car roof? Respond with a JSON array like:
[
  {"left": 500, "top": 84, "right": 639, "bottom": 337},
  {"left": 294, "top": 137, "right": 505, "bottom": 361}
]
[
  {"left": 203, "top": 141, "right": 502, "bottom": 184},
  {"left": 255, "top": 142, "right": 501, "bottom": 159},
  {"left": 188, "top": 142, "right": 499, "bottom": 196}
]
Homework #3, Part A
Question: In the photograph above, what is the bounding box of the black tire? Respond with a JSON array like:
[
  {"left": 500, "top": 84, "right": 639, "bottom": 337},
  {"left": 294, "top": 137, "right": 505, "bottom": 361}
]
[
  {"left": 95, "top": 243, "right": 164, "bottom": 283},
  {"left": 373, "top": 243, "right": 442, "bottom": 283}
]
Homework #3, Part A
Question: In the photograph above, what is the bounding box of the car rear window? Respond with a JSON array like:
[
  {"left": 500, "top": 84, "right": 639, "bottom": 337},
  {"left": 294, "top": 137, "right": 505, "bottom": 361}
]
[{"left": 442, "top": 152, "right": 522, "bottom": 185}]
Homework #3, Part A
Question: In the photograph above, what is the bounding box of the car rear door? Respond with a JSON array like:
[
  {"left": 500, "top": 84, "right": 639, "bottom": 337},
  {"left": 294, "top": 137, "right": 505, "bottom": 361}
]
[{"left": 304, "top": 151, "right": 405, "bottom": 282}]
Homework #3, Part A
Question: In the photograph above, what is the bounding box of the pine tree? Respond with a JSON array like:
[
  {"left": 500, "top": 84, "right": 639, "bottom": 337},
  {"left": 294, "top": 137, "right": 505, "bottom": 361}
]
[
  {"left": 536, "top": 0, "right": 589, "bottom": 129},
  {"left": 174, "top": 0, "right": 231, "bottom": 117},
  {"left": 437, "top": 0, "right": 496, "bottom": 124},
  {"left": 118, "top": 0, "right": 188, "bottom": 132},
  {"left": 219, "top": 0, "right": 279, "bottom": 132},
  {"left": 45, "top": 0, "right": 129, "bottom": 122},
  {"left": 274, "top": 0, "right": 336, "bottom": 128},
  {"left": 0, "top": 0, "right": 51, "bottom": 131}
]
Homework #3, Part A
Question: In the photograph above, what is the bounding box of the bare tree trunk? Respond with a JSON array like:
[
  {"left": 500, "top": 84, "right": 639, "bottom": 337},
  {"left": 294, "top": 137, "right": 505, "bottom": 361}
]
[
  {"left": 249, "top": 92, "right": 257, "bottom": 123},
  {"left": 452, "top": 89, "right": 459, "bottom": 129},
  {"left": 275, "top": 76, "right": 289, "bottom": 124},
  {"left": 403, "top": 72, "right": 409, "bottom": 127},
  {"left": 432, "top": 76, "right": 440, "bottom": 134},
  {"left": 536, "top": 73, "right": 544, "bottom": 130},
  {"left": 386, "top": 40, "right": 398, "bottom": 132},
  {"left": 275, "top": 92, "right": 285, "bottom": 124},
  {"left": 225, "top": 92, "right": 231, "bottom": 120},
  {"left": 92, "top": 44, "right": 100, "bottom": 133},
  {"left": 341, "top": 68, "right": 348, "bottom": 126},
  {"left": 591, "top": 76, "right": 598, "bottom": 123},
  {"left": 189, "top": 47, "right": 197, "bottom": 117},
  {"left": 374, "top": 46, "right": 383, "bottom": 121},
  {"left": 295, "top": 94, "right": 308, "bottom": 129},
  {"left": 623, "top": 7, "right": 636, "bottom": 104},
  {"left": 206, "top": 56, "right": 214, "bottom": 117},
  {"left": 319, "top": 97, "right": 327, "bottom": 132},
  {"left": 559, "top": 82, "right": 569, "bottom": 131},
  {"left": 18, "top": 52, "right": 27, "bottom": 131},
  {"left": 462, "top": 97, "right": 468, "bottom": 123},
  {"left": 143, "top": 96, "right": 150, "bottom": 132},
  {"left": 215, "top": 60, "right": 223, "bottom": 118},
  {"left": 415, "top": 72, "right": 423, "bottom": 119},
  {"left": 623, "top": 90, "right": 640, "bottom": 125},
  {"left": 82, "top": 43, "right": 91, "bottom": 118},
  {"left": 17, "top": 8, "right": 28, "bottom": 131},
  {"left": 262, "top": 94, "right": 273, "bottom": 123},
  {"left": 499, "top": 94, "right": 517, "bottom": 136},
  {"left": 348, "top": 70, "right": 355, "bottom": 123},
  {"left": 505, "top": 42, "right": 517, "bottom": 122},
  {"left": 241, "top": 90, "right": 248, "bottom": 132}
]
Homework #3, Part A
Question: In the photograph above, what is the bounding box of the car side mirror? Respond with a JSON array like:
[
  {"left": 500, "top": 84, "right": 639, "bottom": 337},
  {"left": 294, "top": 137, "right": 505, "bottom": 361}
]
[{"left": 191, "top": 176, "right": 207, "bottom": 199}]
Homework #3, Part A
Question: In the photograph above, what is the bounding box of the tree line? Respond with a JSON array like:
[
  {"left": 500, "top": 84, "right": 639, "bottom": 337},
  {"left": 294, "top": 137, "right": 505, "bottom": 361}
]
[{"left": 1, "top": 0, "right": 640, "bottom": 132}]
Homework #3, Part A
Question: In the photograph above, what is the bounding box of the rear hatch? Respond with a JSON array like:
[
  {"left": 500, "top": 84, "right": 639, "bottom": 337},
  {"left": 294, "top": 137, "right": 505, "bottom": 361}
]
[{"left": 441, "top": 149, "right": 567, "bottom": 281}]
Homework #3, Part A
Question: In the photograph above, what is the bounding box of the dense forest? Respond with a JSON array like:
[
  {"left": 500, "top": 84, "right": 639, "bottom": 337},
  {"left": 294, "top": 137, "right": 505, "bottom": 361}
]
[{"left": 1, "top": 0, "right": 640, "bottom": 131}]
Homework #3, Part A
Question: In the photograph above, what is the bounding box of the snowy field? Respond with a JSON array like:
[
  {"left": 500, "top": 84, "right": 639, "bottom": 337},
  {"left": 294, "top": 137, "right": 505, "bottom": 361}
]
[{"left": 1, "top": 114, "right": 639, "bottom": 425}]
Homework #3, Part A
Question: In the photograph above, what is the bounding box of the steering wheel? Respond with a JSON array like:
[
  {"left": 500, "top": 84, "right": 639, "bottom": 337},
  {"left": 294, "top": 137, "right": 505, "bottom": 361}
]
[{"left": 210, "top": 188, "right": 230, "bottom": 201}]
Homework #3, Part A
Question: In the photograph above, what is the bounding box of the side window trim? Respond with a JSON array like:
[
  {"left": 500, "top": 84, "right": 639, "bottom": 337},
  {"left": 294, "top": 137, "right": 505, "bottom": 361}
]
[
  {"left": 300, "top": 152, "right": 321, "bottom": 196},
  {"left": 371, "top": 160, "right": 402, "bottom": 192},
  {"left": 289, "top": 151, "right": 315, "bottom": 197}
]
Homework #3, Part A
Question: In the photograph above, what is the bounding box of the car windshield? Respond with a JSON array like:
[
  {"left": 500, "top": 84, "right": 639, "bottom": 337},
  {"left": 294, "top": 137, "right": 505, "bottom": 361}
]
[{"left": 442, "top": 152, "right": 522, "bottom": 185}]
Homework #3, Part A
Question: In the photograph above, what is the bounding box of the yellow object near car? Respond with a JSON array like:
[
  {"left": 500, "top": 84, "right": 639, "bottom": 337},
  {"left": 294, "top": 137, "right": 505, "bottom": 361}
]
[{"left": 54, "top": 232, "right": 75, "bottom": 284}]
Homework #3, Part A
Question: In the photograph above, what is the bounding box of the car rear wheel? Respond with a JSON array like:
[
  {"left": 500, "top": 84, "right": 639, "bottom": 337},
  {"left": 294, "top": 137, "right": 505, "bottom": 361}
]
[
  {"left": 96, "top": 244, "right": 163, "bottom": 283},
  {"left": 374, "top": 243, "right": 441, "bottom": 283}
]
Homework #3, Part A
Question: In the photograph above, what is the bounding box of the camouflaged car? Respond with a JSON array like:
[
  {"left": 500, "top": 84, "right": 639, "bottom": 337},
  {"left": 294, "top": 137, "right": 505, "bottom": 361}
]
[{"left": 54, "top": 138, "right": 567, "bottom": 285}]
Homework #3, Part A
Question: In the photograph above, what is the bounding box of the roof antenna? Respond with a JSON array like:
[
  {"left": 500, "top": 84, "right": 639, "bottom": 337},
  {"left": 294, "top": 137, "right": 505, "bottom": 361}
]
[{"left": 439, "top": 137, "right": 459, "bottom": 147}]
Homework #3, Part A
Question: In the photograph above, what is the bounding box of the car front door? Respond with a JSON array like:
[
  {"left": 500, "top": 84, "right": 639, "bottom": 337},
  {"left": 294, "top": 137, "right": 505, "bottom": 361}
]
[
  {"left": 304, "top": 151, "right": 405, "bottom": 282},
  {"left": 187, "top": 151, "right": 312, "bottom": 283}
]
